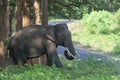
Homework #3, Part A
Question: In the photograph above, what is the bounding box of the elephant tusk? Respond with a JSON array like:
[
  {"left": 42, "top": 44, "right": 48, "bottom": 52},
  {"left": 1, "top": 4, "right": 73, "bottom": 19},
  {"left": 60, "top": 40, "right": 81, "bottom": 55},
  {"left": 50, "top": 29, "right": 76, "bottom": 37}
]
[{"left": 65, "top": 48, "right": 80, "bottom": 61}]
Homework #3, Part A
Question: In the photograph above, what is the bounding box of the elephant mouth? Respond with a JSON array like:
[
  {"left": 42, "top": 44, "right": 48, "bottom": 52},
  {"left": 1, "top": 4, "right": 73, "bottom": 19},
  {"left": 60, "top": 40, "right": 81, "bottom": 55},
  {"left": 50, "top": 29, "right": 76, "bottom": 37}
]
[{"left": 64, "top": 49, "right": 76, "bottom": 60}]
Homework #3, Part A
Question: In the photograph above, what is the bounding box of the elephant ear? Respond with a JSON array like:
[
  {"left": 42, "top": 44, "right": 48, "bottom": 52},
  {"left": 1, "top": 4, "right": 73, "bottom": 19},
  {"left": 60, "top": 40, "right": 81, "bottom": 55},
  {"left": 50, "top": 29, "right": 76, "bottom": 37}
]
[{"left": 46, "top": 27, "right": 56, "bottom": 43}]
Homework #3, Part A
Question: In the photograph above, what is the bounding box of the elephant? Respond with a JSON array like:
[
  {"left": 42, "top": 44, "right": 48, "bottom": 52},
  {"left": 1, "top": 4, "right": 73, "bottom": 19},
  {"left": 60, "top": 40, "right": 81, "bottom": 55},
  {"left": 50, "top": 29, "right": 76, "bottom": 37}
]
[{"left": 6, "top": 23, "right": 76, "bottom": 68}]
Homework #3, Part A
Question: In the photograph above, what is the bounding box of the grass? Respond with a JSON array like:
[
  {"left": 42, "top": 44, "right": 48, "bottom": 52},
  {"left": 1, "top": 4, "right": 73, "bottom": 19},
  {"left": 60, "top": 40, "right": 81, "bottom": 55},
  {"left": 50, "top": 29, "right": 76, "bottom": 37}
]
[{"left": 0, "top": 57, "right": 120, "bottom": 80}]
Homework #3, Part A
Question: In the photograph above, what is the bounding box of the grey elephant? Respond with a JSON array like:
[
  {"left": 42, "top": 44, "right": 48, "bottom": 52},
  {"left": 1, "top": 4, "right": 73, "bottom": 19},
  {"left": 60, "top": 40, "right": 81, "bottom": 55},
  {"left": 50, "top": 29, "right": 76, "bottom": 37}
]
[{"left": 6, "top": 23, "right": 76, "bottom": 68}]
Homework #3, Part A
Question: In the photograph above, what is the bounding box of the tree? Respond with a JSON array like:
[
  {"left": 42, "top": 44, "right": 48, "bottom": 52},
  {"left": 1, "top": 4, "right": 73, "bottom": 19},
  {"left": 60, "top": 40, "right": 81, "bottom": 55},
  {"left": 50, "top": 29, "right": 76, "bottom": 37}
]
[
  {"left": 23, "top": 0, "right": 30, "bottom": 28},
  {"left": 15, "top": 0, "right": 23, "bottom": 31},
  {"left": 6, "top": 0, "right": 11, "bottom": 37},
  {"left": 0, "top": 35, "right": 5, "bottom": 67},
  {"left": 41, "top": 0, "right": 48, "bottom": 26},
  {"left": 0, "top": 0, "right": 8, "bottom": 67},
  {"left": 33, "top": 0, "right": 41, "bottom": 24}
]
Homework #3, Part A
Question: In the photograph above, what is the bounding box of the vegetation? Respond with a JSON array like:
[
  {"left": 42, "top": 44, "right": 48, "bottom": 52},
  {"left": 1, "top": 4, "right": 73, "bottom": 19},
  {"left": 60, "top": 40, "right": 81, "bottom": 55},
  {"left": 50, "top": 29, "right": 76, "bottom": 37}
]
[
  {"left": 48, "top": 0, "right": 120, "bottom": 19},
  {"left": 9, "top": 0, "right": 120, "bottom": 19},
  {"left": 0, "top": 57, "right": 120, "bottom": 80},
  {"left": 69, "top": 9, "right": 120, "bottom": 57},
  {"left": 82, "top": 11, "right": 116, "bottom": 34}
]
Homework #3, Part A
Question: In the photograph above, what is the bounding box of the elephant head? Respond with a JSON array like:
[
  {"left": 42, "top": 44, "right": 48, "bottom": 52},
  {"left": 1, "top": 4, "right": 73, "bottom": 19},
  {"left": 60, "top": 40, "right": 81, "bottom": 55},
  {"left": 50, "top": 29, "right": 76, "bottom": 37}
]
[{"left": 53, "top": 23, "right": 76, "bottom": 60}]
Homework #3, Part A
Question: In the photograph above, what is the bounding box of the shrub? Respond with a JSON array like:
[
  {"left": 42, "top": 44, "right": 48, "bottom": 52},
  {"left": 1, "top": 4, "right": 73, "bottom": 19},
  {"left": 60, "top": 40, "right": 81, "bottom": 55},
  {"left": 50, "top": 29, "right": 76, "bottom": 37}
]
[
  {"left": 110, "top": 9, "right": 120, "bottom": 34},
  {"left": 0, "top": 58, "right": 120, "bottom": 80},
  {"left": 82, "top": 10, "right": 116, "bottom": 34},
  {"left": 115, "top": 9, "right": 120, "bottom": 25}
]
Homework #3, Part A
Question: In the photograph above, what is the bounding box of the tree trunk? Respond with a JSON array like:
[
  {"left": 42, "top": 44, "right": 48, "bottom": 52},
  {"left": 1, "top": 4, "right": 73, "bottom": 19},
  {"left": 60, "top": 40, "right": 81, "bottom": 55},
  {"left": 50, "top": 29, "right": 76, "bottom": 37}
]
[
  {"left": 41, "top": 0, "right": 48, "bottom": 26},
  {"left": 33, "top": 0, "right": 41, "bottom": 24},
  {"left": 0, "top": 0, "right": 8, "bottom": 67},
  {"left": 0, "top": 36, "right": 5, "bottom": 67},
  {"left": 23, "top": 0, "right": 30, "bottom": 28},
  {"left": 6, "top": 0, "right": 10, "bottom": 37},
  {"left": 15, "top": 0, "right": 23, "bottom": 31}
]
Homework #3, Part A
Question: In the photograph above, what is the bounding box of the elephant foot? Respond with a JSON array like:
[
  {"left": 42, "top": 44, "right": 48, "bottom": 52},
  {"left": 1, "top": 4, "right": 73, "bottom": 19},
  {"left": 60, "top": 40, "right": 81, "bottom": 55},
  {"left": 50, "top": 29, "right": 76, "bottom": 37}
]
[{"left": 55, "top": 62, "right": 63, "bottom": 68}]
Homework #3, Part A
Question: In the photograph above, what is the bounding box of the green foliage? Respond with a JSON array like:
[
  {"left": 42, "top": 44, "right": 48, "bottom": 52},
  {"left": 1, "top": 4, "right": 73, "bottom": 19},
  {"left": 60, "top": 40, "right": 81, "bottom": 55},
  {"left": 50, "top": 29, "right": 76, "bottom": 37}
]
[
  {"left": 111, "top": 34, "right": 120, "bottom": 56},
  {"left": 112, "top": 9, "right": 120, "bottom": 55},
  {"left": 48, "top": 0, "right": 120, "bottom": 19},
  {"left": 76, "top": 9, "right": 120, "bottom": 56},
  {"left": 82, "top": 11, "right": 116, "bottom": 34},
  {"left": 113, "top": 41, "right": 120, "bottom": 55},
  {"left": 10, "top": 0, "right": 16, "bottom": 17},
  {"left": 0, "top": 58, "right": 119, "bottom": 80},
  {"left": 68, "top": 20, "right": 120, "bottom": 56},
  {"left": 114, "top": 9, "right": 120, "bottom": 26},
  {"left": 9, "top": 0, "right": 120, "bottom": 19},
  {"left": 4, "top": 38, "right": 10, "bottom": 45}
]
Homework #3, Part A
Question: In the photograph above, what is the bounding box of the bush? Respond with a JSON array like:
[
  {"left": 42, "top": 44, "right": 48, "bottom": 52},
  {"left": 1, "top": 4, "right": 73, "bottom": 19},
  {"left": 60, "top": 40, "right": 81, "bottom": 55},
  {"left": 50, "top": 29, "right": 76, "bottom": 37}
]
[
  {"left": 0, "top": 58, "right": 120, "bottom": 80},
  {"left": 82, "top": 10, "right": 116, "bottom": 34},
  {"left": 114, "top": 9, "right": 120, "bottom": 27}
]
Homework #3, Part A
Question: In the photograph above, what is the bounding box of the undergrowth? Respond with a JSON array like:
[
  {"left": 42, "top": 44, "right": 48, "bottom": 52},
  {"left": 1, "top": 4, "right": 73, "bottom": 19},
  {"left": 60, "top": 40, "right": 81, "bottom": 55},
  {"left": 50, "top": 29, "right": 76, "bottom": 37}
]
[
  {"left": 68, "top": 10, "right": 120, "bottom": 57},
  {"left": 0, "top": 57, "right": 120, "bottom": 80}
]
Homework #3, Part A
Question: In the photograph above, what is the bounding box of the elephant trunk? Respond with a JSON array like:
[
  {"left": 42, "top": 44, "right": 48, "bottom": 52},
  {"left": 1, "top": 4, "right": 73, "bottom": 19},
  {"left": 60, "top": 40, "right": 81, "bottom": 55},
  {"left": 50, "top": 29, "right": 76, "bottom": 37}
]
[{"left": 64, "top": 40, "right": 76, "bottom": 60}]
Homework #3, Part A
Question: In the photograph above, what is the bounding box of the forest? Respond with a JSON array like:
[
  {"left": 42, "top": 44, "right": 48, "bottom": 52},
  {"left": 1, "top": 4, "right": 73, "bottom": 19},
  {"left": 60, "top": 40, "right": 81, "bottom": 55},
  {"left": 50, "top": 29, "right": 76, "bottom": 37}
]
[{"left": 0, "top": 0, "right": 120, "bottom": 80}]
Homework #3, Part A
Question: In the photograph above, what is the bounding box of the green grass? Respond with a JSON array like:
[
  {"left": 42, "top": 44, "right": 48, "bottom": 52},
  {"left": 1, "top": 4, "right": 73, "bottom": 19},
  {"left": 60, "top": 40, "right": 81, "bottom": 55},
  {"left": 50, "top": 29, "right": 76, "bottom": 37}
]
[{"left": 0, "top": 57, "right": 120, "bottom": 80}]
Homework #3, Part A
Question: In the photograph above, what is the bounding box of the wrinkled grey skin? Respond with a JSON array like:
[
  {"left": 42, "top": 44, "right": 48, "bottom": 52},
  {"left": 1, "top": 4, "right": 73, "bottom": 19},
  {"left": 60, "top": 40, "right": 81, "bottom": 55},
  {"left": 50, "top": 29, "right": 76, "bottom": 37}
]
[{"left": 6, "top": 23, "right": 76, "bottom": 68}]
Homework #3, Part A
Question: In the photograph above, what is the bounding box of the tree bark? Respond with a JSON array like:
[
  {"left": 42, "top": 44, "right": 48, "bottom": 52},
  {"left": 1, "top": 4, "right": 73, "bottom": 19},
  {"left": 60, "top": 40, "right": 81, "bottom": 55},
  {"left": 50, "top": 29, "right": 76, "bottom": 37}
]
[
  {"left": 41, "top": 0, "right": 48, "bottom": 26},
  {"left": 15, "top": 0, "right": 23, "bottom": 31},
  {"left": 6, "top": 0, "right": 10, "bottom": 37},
  {"left": 0, "top": 36, "right": 4, "bottom": 67},
  {"left": 33, "top": 0, "right": 41, "bottom": 24},
  {"left": 0, "top": 0, "right": 8, "bottom": 67},
  {"left": 23, "top": 0, "right": 30, "bottom": 28}
]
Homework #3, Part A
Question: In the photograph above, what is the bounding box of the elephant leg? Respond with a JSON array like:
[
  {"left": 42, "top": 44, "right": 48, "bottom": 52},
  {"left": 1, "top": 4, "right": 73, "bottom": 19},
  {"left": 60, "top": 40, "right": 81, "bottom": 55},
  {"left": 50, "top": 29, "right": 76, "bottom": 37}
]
[
  {"left": 16, "top": 58, "right": 26, "bottom": 66},
  {"left": 16, "top": 56, "right": 27, "bottom": 66},
  {"left": 14, "top": 51, "right": 27, "bottom": 66},
  {"left": 6, "top": 56, "right": 16, "bottom": 65},
  {"left": 45, "top": 42, "right": 54, "bottom": 67},
  {"left": 54, "top": 53, "right": 63, "bottom": 68},
  {"left": 46, "top": 52, "right": 53, "bottom": 66},
  {"left": 46, "top": 40, "right": 63, "bottom": 68}
]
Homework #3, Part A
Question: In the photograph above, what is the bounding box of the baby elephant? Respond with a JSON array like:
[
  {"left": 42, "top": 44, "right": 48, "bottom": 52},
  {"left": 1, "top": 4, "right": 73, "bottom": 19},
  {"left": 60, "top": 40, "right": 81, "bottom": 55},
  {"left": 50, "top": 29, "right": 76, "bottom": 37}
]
[{"left": 6, "top": 23, "right": 76, "bottom": 68}]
